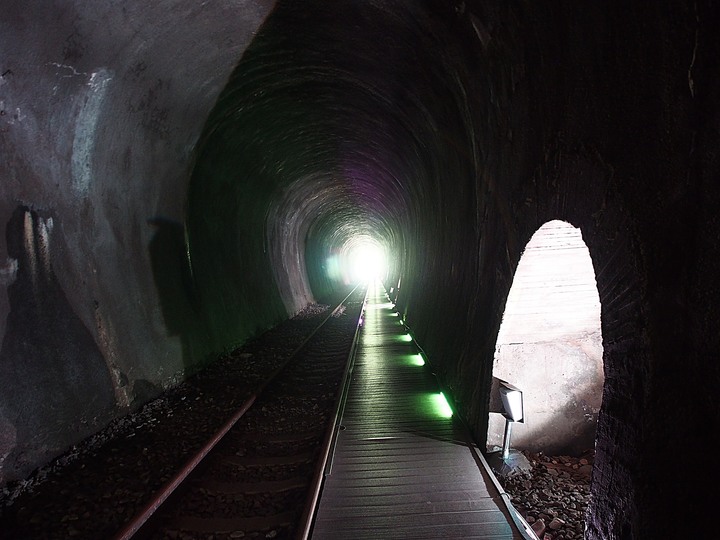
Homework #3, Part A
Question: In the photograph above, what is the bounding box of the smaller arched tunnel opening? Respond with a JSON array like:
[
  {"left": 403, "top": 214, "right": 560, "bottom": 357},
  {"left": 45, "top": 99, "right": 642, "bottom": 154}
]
[{"left": 487, "top": 220, "right": 604, "bottom": 457}]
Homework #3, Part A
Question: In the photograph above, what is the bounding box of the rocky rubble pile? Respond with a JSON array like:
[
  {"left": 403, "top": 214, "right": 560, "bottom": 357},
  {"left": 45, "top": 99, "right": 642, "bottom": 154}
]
[
  {"left": 498, "top": 450, "right": 594, "bottom": 540},
  {"left": 294, "top": 303, "right": 331, "bottom": 319}
]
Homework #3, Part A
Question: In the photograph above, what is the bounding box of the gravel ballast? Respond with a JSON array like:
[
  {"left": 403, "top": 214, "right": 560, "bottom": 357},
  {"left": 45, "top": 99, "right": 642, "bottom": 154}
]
[{"left": 497, "top": 450, "right": 594, "bottom": 540}]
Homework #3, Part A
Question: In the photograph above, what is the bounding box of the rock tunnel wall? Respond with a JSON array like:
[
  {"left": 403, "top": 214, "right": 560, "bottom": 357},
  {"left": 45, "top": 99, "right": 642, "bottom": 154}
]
[
  {"left": 1, "top": 1, "right": 720, "bottom": 538},
  {"left": 0, "top": 0, "right": 276, "bottom": 484}
]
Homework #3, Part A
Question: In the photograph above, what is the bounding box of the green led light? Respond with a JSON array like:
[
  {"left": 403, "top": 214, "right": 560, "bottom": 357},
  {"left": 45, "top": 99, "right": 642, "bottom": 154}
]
[
  {"left": 431, "top": 392, "right": 454, "bottom": 418},
  {"left": 398, "top": 333, "right": 412, "bottom": 342},
  {"left": 408, "top": 354, "right": 425, "bottom": 367}
]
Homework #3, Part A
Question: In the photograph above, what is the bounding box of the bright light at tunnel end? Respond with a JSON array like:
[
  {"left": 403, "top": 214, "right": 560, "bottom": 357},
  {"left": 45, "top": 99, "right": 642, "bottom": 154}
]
[
  {"left": 325, "top": 236, "right": 390, "bottom": 285},
  {"left": 348, "top": 242, "right": 388, "bottom": 283}
]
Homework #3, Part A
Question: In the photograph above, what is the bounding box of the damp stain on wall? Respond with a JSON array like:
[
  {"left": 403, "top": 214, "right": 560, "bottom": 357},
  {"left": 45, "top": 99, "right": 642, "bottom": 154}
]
[{"left": 0, "top": 206, "right": 116, "bottom": 483}]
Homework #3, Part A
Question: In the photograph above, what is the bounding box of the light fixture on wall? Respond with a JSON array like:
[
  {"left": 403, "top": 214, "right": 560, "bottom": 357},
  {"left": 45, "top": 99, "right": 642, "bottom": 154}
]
[
  {"left": 498, "top": 380, "right": 524, "bottom": 459},
  {"left": 487, "top": 377, "right": 531, "bottom": 476}
]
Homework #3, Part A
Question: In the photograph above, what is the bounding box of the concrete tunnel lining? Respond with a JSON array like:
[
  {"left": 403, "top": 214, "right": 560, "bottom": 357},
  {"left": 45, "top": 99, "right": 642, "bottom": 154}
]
[
  {"left": 2, "top": 1, "right": 720, "bottom": 538},
  {"left": 0, "top": 0, "right": 277, "bottom": 482}
]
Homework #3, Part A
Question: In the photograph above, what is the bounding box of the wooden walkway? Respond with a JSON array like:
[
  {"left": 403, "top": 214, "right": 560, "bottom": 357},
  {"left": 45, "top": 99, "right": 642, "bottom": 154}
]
[{"left": 311, "top": 282, "right": 525, "bottom": 539}]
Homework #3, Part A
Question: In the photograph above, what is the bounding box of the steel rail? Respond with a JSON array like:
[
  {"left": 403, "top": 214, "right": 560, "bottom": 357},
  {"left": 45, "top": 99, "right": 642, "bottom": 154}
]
[
  {"left": 295, "top": 283, "right": 369, "bottom": 540},
  {"left": 114, "top": 285, "right": 361, "bottom": 540}
]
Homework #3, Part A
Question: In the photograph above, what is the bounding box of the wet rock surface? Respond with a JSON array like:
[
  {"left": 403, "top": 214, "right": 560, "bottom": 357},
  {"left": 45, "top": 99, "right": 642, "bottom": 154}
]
[{"left": 498, "top": 450, "right": 594, "bottom": 540}]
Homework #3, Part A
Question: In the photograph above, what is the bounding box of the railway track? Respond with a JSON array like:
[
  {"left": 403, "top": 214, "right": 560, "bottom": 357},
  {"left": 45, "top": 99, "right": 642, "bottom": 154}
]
[{"left": 116, "top": 286, "right": 366, "bottom": 540}]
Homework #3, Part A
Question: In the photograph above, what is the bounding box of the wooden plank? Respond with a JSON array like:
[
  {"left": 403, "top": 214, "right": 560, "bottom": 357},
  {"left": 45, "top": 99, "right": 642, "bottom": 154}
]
[
  {"left": 318, "top": 484, "right": 496, "bottom": 498},
  {"left": 315, "top": 511, "right": 515, "bottom": 529},
  {"left": 314, "top": 498, "right": 504, "bottom": 515},
  {"left": 328, "top": 462, "right": 471, "bottom": 475},
  {"left": 313, "top": 520, "right": 516, "bottom": 540},
  {"left": 315, "top": 491, "right": 501, "bottom": 507}
]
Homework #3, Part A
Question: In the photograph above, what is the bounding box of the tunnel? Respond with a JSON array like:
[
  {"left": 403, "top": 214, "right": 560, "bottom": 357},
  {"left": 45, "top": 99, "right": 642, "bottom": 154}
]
[{"left": 1, "top": 1, "right": 719, "bottom": 538}]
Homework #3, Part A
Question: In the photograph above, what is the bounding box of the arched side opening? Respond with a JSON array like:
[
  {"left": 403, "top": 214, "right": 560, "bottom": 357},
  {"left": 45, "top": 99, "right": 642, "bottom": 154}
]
[{"left": 487, "top": 220, "right": 604, "bottom": 456}]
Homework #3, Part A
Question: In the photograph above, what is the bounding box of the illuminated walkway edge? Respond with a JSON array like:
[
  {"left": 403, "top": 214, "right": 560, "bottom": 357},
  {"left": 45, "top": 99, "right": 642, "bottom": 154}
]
[{"left": 311, "top": 281, "right": 525, "bottom": 539}]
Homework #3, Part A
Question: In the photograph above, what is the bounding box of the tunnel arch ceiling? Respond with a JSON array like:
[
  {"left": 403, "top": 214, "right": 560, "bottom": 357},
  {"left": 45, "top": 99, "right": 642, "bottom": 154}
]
[
  {"left": 266, "top": 172, "right": 404, "bottom": 312},
  {"left": 185, "top": 0, "right": 481, "bottom": 352},
  {"left": 1, "top": 1, "right": 717, "bottom": 538}
]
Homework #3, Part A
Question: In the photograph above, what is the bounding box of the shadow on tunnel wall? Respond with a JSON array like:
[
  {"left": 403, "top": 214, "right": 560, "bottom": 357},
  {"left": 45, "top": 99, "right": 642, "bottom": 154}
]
[
  {"left": 0, "top": 206, "right": 116, "bottom": 483},
  {"left": 147, "top": 217, "right": 210, "bottom": 382}
]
